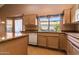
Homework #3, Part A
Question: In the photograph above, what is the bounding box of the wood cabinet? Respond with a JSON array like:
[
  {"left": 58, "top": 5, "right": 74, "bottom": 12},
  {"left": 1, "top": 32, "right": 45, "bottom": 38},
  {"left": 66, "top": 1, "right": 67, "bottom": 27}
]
[
  {"left": 0, "top": 36, "right": 28, "bottom": 55},
  {"left": 67, "top": 35, "right": 79, "bottom": 55},
  {"left": 66, "top": 40, "right": 79, "bottom": 55},
  {"left": 71, "top": 5, "right": 79, "bottom": 23},
  {"left": 37, "top": 35, "right": 47, "bottom": 47},
  {"left": 72, "top": 45, "right": 79, "bottom": 55},
  {"left": 63, "top": 9, "right": 71, "bottom": 24},
  {"left": 23, "top": 14, "right": 37, "bottom": 25},
  {"left": 37, "top": 33, "right": 59, "bottom": 49},
  {"left": 37, "top": 32, "right": 79, "bottom": 55},
  {"left": 47, "top": 36, "right": 59, "bottom": 49},
  {"left": 59, "top": 34, "right": 67, "bottom": 50},
  {"left": 0, "top": 17, "right": 6, "bottom": 35}
]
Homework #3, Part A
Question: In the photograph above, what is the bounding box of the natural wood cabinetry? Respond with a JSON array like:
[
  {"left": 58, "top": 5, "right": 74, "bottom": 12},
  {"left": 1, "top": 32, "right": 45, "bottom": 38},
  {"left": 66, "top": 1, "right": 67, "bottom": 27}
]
[
  {"left": 63, "top": 9, "right": 71, "bottom": 24},
  {"left": 67, "top": 35, "right": 79, "bottom": 55},
  {"left": 66, "top": 40, "right": 79, "bottom": 55},
  {"left": 72, "top": 45, "right": 79, "bottom": 55},
  {"left": 0, "top": 17, "right": 6, "bottom": 35},
  {"left": 47, "top": 36, "right": 59, "bottom": 49},
  {"left": 0, "top": 36, "right": 28, "bottom": 55},
  {"left": 71, "top": 5, "right": 79, "bottom": 23},
  {"left": 37, "top": 35, "right": 47, "bottom": 47},
  {"left": 37, "top": 32, "right": 79, "bottom": 55},
  {"left": 37, "top": 33, "right": 59, "bottom": 49},
  {"left": 59, "top": 34, "right": 67, "bottom": 50},
  {"left": 23, "top": 14, "right": 37, "bottom": 25},
  {"left": 66, "top": 41, "right": 73, "bottom": 55}
]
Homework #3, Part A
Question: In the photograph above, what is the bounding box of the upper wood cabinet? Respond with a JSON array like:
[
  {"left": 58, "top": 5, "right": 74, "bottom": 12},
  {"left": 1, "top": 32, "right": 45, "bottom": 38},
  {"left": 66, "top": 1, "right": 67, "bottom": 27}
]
[
  {"left": 23, "top": 14, "right": 37, "bottom": 25},
  {"left": 63, "top": 9, "right": 71, "bottom": 24},
  {"left": 71, "top": 5, "right": 79, "bottom": 23}
]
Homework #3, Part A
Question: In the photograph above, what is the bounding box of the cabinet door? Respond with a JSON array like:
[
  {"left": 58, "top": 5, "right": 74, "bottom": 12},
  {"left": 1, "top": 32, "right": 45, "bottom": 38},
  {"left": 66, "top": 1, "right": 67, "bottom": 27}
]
[
  {"left": 37, "top": 35, "right": 47, "bottom": 47},
  {"left": 59, "top": 34, "right": 66, "bottom": 50},
  {"left": 63, "top": 9, "right": 71, "bottom": 24},
  {"left": 66, "top": 41, "right": 73, "bottom": 55},
  {"left": 23, "top": 14, "right": 36, "bottom": 25},
  {"left": 23, "top": 15, "right": 30, "bottom": 25},
  {"left": 47, "top": 36, "right": 59, "bottom": 49},
  {"left": 72, "top": 45, "right": 79, "bottom": 55}
]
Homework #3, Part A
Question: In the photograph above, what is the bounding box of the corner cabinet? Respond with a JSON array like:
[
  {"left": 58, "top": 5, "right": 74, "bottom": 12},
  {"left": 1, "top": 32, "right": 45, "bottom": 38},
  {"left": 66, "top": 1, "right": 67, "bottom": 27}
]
[{"left": 63, "top": 9, "right": 71, "bottom": 24}]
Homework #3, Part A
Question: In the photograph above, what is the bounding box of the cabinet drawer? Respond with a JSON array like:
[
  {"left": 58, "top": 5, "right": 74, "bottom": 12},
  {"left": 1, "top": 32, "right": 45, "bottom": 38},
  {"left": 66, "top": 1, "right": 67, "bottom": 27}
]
[{"left": 72, "top": 45, "right": 79, "bottom": 55}]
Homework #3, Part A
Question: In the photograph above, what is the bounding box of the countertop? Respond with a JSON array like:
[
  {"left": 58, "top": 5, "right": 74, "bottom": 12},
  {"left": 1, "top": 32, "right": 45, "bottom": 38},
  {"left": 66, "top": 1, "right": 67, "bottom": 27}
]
[{"left": 0, "top": 32, "right": 28, "bottom": 43}]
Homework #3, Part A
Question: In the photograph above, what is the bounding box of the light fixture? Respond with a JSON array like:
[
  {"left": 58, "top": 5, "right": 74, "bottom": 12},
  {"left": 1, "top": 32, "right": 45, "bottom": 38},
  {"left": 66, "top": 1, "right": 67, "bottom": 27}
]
[{"left": 1, "top": 21, "right": 5, "bottom": 24}]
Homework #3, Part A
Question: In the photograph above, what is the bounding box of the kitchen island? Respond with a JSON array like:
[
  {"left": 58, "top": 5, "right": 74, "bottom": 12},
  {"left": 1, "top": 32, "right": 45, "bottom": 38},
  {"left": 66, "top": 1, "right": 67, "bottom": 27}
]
[{"left": 0, "top": 33, "right": 28, "bottom": 55}]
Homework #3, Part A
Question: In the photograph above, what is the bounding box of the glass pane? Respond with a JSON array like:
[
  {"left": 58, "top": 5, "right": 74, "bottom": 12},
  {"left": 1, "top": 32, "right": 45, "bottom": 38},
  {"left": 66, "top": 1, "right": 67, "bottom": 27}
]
[
  {"left": 6, "top": 19, "right": 13, "bottom": 32},
  {"left": 38, "top": 17, "right": 48, "bottom": 21},
  {"left": 40, "top": 26, "right": 48, "bottom": 30},
  {"left": 50, "top": 21, "right": 61, "bottom": 32},
  {"left": 15, "top": 19, "right": 22, "bottom": 33},
  {"left": 50, "top": 16, "right": 61, "bottom": 22},
  {"left": 50, "top": 25, "right": 56, "bottom": 32},
  {"left": 40, "top": 22, "right": 48, "bottom": 28}
]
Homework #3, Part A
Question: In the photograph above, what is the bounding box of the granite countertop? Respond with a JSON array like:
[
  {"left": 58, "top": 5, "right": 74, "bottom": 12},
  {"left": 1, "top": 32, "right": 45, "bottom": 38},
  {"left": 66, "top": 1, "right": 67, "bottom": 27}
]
[{"left": 0, "top": 32, "right": 28, "bottom": 43}]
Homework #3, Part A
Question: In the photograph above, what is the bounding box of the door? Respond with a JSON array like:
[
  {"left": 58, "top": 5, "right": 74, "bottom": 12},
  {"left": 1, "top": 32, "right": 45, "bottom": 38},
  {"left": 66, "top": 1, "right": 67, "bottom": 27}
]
[{"left": 15, "top": 18, "right": 22, "bottom": 33}]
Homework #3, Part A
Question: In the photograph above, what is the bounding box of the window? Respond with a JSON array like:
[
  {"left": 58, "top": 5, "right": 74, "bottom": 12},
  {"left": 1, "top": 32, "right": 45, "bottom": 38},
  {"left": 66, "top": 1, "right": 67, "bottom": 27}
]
[
  {"left": 38, "top": 17, "right": 49, "bottom": 32},
  {"left": 6, "top": 18, "right": 23, "bottom": 33},
  {"left": 6, "top": 19, "right": 13, "bottom": 32},
  {"left": 15, "top": 18, "right": 22, "bottom": 33},
  {"left": 38, "top": 15, "right": 61, "bottom": 32}
]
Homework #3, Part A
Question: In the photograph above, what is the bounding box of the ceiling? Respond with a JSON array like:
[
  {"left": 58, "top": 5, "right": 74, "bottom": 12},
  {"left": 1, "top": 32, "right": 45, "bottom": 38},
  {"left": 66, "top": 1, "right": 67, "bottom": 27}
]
[{"left": 0, "top": 4, "right": 74, "bottom": 16}]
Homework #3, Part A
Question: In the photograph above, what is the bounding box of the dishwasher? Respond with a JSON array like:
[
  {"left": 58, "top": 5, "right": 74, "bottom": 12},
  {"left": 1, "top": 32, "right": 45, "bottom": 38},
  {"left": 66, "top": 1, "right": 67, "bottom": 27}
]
[{"left": 29, "top": 33, "right": 37, "bottom": 45}]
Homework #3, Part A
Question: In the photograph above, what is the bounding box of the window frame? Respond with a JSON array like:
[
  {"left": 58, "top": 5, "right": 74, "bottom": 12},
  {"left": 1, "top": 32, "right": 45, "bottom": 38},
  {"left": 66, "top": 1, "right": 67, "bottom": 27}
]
[{"left": 38, "top": 15, "right": 62, "bottom": 32}]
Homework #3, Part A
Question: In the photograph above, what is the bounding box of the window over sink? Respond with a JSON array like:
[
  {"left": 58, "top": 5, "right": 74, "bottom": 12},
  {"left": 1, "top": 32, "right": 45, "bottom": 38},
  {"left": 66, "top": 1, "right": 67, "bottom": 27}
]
[{"left": 38, "top": 15, "right": 62, "bottom": 32}]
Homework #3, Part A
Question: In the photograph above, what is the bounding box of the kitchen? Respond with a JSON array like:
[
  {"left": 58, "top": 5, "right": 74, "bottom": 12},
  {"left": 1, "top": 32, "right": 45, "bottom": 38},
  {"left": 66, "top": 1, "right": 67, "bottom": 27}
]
[{"left": 0, "top": 4, "right": 79, "bottom": 55}]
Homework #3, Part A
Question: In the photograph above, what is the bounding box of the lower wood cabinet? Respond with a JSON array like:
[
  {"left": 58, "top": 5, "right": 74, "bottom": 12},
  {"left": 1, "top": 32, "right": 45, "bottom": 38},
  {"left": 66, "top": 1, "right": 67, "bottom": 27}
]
[
  {"left": 37, "top": 33, "right": 79, "bottom": 55},
  {"left": 59, "top": 34, "right": 67, "bottom": 50},
  {"left": 66, "top": 41, "right": 73, "bottom": 55},
  {"left": 66, "top": 41, "right": 79, "bottom": 55},
  {"left": 67, "top": 36, "right": 79, "bottom": 55},
  {"left": 47, "top": 36, "right": 59, "bottom": 49},
  {"left": 37, "top": 35, "right": 47, "bottom": 47},
  {"left": 72, "top": 45, "right": 79, "bottom": 55},
  {"left": 37, "top": 33, "right": 59, "bottom": 49}
]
